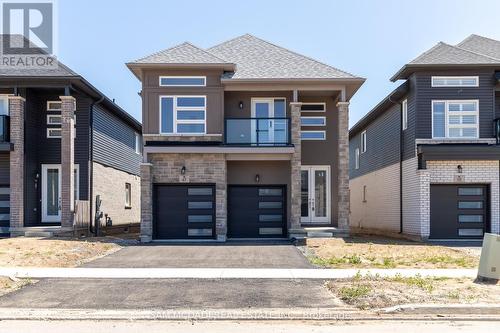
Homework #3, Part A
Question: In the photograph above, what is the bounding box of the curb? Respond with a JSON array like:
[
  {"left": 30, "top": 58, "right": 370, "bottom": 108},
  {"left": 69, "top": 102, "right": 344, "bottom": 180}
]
[
  {"left": 0, "top": 307, "right": 499, "bottom": 322},
  {"left": 380, "top": 303, "right": 500, "bottom": 315}
]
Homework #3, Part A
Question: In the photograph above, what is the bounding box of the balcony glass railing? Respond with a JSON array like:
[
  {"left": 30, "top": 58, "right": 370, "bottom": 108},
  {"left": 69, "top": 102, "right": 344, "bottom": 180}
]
[
  {"left": 224, "top": 118, "right": 291, "bottom": 146},
  {"left": 0, "top": 115, "right": 9, "bottom": 142}
]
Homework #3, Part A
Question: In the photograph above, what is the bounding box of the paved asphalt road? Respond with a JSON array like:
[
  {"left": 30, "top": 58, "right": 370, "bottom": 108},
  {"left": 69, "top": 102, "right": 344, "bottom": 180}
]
[
  {"left": 84, "top": 241, "right": 313, "bottom": 268},
  {"left": 0, "top": 278, "right": 340, "bottom": 309},
  {"left": 0, "top": 320, "right": 498, "bottom": 333}
]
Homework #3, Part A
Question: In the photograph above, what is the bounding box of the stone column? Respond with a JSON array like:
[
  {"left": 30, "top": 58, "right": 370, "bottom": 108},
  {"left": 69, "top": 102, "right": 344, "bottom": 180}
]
[
  {"left": 289, "top": 102, "right": 302, "bottom": 236},
  {"left": 60, "top": 96, "right": 76, "bottom": 230},
  {"left": 140, "top": 162, "right": 153, "bottom": 242},
  {"left": 8, "top": 96, "right": 25, "bottom": 233},
  {"left": 336, "top": 101, "right": 350, "bottom": 236}
]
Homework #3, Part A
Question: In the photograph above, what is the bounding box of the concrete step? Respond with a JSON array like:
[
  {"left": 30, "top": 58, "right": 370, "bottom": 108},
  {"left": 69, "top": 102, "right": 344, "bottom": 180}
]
[
  {"left": 23, "top": 231, "right": 54, "bottom": 237},
  {"left": 306, "top": 231, "right": 334, "bottom": 238}
]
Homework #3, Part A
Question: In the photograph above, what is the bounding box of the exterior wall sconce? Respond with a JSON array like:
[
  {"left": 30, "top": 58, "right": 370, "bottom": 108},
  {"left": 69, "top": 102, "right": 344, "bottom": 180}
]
[
  {"left": 457, "top": 165, "right": 463, "bottom": 174},
  {"left": 181, "top": 166, "right": 186, "bottom": 175},
  {"left": 255, "top": 174, "right": 260, "bottom": 183},
  {"left": 238, "top": 101, "right": 244, "bottom": 109}
]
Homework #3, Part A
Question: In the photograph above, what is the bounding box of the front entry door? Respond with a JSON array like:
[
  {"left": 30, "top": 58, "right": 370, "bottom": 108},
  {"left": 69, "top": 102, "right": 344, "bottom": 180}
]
[
  {"left": 301, "top": 166, "right": 330, "bottom": 224},
  {"left": 41, "top": 164, "right": 80, "bottom": 223}
]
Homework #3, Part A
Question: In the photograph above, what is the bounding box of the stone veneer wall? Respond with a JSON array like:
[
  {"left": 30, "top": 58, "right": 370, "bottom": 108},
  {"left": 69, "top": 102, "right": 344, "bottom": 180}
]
[
  {"left": 141, "top": 153, "right": 227, "bottom": 242},
  {"left": 92, "top": 162, "right": 141, "bottom": 227},
  {"left": 350, "top": 162, "right": 400, "bottom": 232}
]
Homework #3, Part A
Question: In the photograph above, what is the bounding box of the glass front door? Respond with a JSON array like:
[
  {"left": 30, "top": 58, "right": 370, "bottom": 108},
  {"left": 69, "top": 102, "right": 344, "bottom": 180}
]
[
  {"left": 41, "top": 164, "right": 80, "bottom": 223},
  {"left": 301, "top": 166, "right": 330, "bottom": 224}
]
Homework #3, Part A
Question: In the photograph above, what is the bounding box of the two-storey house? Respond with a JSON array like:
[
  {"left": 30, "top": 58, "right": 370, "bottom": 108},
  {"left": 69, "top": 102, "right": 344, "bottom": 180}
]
[
  {"left": 0, "top": 35, "right": 142, "bottom": 236},
  {"left": 128, "top": 34, "right": 364, "bottom": 241},
  {"left": 349, "top": 34, "right": 500, "bottom": 240}
]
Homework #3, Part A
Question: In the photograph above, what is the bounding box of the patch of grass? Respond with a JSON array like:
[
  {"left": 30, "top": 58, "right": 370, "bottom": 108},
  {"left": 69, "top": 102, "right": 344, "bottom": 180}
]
[
  {"left": 447, "top": 290, "right": 460, "bottom": 300},
  {"left": 338, "top": 284, "right": 372, "bottom": 303},
  {"left": 310, "top": 254, "right": 362, "bottom": 267},
  {"left": 423, "top": 255, "right": 471, "bottom": 268},
  {"left": 388, "top": 274, "right": 436, "bottom": 293}
]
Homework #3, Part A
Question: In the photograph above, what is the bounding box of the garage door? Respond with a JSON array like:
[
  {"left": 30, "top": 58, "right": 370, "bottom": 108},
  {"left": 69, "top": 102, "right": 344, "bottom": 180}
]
[
  {"left": 154, "top": 185, "right": 215, "bottom": 240},
  {"left": 430, "top": 184, "right": 489, "bottom": 239},
  {"left": 228, "top": 186, "right": 286, "bottom": 238}
]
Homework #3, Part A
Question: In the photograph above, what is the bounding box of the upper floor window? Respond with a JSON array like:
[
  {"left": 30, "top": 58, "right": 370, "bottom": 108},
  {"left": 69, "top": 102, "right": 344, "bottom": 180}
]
[
  {"left": 160, "top": 96, "right": 206, "bottom": 134},
  {"left": 47, "top": 101, "right": 62, "bottom": 111},
  {"left": 159, "top": 76, "right": 206, "bottom": 87},
  {"left": 355, "top": 148, "right": 360, "bottom": 170},
  {"left": 402, "top": 99, "right": 408, "bottom": 130},
  {"left": 432, "top": 100, "right": 479, "bottom": 139},
  {"left": 300, "top": 116, "right": 326, "bottom": 126},
  {"left": 301, "top": 130, "right": 325, "bottom": 140},
  {"left": 360, "top": 130, "right": 367, "bottom": 153},
  {"left": 135, "top": 132, "right": 141, "bottom": 154},
  {"left": 431, "top": 76, "right": 479, "bottom": 87},
  {"left": 300, "top": 103, "right": 326, "bottom": 113},
  {"left": 0, "top": 96, "right": 8, "bottom": 115}
]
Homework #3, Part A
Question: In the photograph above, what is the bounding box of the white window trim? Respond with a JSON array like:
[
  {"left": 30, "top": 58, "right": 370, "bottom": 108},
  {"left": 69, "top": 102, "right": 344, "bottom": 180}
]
[
  {"left": 159, "top": 76, "right": 206, "bottom": 87},
  {"left": 125, "top": 183, "right": 132, "bottom": 208},
  {"left": 159, "top": 95, "right": 207, "bottom": 135},
  {"left": 300, "top": 116, "right": 326, "bottom": 127},
  {"left": 431, "top": 76, "right": 479, "bottom": 87},
  {"left": 431, "top": 100, "right": 479, "bottom": 139},
  {"left": 360, "top": 130, "right": 367, "bottom": 153},
  {"left": 402, "top": 99, "right": 408, "bottom": 130},
  {"left": 47, "top": 101, "right": 62, "bottom": 111},
  {"left": 355, "top": 148, "right": 360, "bottom": 170},
  {"left": 47, "top": 114, "right": 62, "bottom": 125},
  {"left": 135, "top": 133, "right": 141, "bottom": 154},
  {"left": 301, "top": 130, "right": 326, "bottom": 141},
  {"left": 300, "top": 102, "right": 326, "bottom": 113},
  {"left": 47, "top": 128, "right": 62, "bottom": 139}
]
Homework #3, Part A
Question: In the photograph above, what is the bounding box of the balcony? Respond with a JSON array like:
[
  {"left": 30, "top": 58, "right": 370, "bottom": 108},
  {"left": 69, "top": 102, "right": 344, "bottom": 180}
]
[
  {"left": 0, "top": 115, "right": 9, "bottom": 142},
  {"left": 224, "top": 118, "right": 291, "bottom": 146}
]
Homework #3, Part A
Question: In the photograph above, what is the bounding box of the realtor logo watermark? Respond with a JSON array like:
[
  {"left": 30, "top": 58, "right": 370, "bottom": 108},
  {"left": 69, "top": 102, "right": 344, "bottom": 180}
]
[{"left": 0, "top": 0, "right": 58, "bottom": 69}]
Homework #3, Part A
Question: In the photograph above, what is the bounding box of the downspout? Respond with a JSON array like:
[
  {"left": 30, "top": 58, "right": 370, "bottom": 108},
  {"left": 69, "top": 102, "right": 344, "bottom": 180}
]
[
  {"left": 88, "top": 96, "right": 105, "bottom": 235},
  {"left": 389, "top": 95, "right": 404, "bottom": 234}
]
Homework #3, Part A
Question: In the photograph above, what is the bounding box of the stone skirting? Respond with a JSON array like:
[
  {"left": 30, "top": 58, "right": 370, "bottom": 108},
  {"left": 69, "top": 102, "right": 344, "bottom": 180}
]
[
  {"left": 8, "top": 96, "right": 25, "bottom": 231},
  {"left": 336, "top": 102, "right": 350, "bottom": 235}
]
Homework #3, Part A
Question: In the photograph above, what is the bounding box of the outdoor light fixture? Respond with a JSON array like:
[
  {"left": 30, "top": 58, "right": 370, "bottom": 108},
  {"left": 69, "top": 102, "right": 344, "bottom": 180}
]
[
  {"left": 181, "top": 166, "right": 186, "bottom": 175},
  {"left": 457, "top": 165, "right": 463, "bottom": 174},
  {"left": 255, "top": 174, "right": 260, "bottom": 182},
  {"left": 239, "top": 101, "right": 244, "bottom": 109}
]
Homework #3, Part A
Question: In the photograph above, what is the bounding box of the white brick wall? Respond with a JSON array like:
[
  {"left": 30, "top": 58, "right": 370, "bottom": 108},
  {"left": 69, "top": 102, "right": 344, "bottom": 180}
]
[{"left": 350, "top": 162, "right": 400, "bottom": 232}]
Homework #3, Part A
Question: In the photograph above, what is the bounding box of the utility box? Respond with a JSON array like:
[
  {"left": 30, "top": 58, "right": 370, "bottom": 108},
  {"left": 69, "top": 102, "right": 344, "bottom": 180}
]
[{"left": 478, "top": 233, "right": 500, "bottom": 280}]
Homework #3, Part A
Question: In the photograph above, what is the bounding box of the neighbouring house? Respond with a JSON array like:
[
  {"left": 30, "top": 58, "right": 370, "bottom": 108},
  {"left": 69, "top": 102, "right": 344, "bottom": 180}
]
[
  {"left": 0, "top": 35, "right": 142, "bottom": 237},
  {"left": 349, "top": 34, "right": 500, "bottom": 240},
  {"left": 127, "top": 34, "right": 364, "bottom": 241}
]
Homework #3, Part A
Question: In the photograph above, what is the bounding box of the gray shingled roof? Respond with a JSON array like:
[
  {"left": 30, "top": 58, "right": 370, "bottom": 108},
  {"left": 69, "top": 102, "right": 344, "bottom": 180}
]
[
  {"left": 457, "top": 34, "right": 500, "bottom": 61},
  {"left": 133, "top": 42, "right": 229, "bottom": 64},
  {"left": 0, "top": 34, "right": 78, "bottom": 77},
  {"left": 207, "top": 34, "right": 359, "bottom": 80}
]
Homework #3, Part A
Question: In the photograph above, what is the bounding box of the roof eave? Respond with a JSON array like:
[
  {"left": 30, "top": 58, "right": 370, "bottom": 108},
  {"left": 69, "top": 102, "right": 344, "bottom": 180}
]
[
  {"left": 391, "top": 63, "right": 500, "bottom": 81},
  {"left": 126, "top": 62, "right": 236, "bottom": 81},
  {"left": 221, "top": 77, "right": 365, "bottom": 83}
]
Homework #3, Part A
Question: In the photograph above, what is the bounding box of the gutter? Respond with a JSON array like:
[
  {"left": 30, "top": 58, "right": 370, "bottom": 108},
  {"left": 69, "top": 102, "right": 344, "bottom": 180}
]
[{"left": 88, "top": 95, "right": 105, "bottom": 235}]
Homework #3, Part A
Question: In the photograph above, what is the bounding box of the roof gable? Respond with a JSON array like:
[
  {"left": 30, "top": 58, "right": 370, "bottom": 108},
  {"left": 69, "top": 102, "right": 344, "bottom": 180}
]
[
  {"left": 133, "top": 42, "right": 229, "bottom": 64},
  {"left": 457, "top": 34, "right": 500, "bottom": 61},
  {"left": 207, "top": 34, "right": 359, "bottom": 80},
  {"left": 408, "top": 42, "right": 499, "bottom": 65}
]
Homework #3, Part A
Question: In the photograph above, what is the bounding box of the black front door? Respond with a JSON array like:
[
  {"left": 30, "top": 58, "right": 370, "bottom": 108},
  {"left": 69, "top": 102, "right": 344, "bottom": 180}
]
[
  {"left": 228, "top": 185, "right": 286, "bottom": 238},
  {"left": 430, "top": 184, "right": 489, "bottom": 239},
  {"left": 153, "top": 184, "right": 215, "bottom": 239}
]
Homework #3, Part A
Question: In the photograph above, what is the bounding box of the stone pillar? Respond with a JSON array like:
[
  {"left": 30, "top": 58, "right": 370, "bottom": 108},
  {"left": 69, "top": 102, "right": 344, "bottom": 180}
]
[
  {"left": 336, "top": 101, "right": 350, "bottom": 235},
  {"left": 140, "top": 162, "right": 153, "bottom": 242},
  {"left": 8, "top": 96, "right": 25, "bottom": 232},
  {"left": 60, "top": 96, "right": 76, "bottom": 230},
  {"left": 289, "top": 102, "right": 302, "bottom": 236}
]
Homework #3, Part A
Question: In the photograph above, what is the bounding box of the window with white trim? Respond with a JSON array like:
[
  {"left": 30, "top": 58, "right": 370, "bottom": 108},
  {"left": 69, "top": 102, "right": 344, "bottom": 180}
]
[
  {"left": 47, "top": 101, "right": 62, "bottom": 111},
  {"left": 360, "top": 130, "right": 367, "bottom": 153},
  {"left": 432, "top": 100, "right": 479, "bottom": 138},
  {"left": 47, "top": 114, "right": 62, "bottom": 125},
  {"left": 402, "top": 99, "right": 408, "bottom": 130},
  {"left": 159, "top": 76, "right": 206, "bottom": 87},
  {"left": 125, "top": 183, "right": 131, "bottom": 208},
  {"left": 300, "top": 103, "right": 326, "bottom": 112},
  {"left": 47, "top": 128, "right": 62, "bottom": 138},
  {"left": 135, "top": 133, "right": 141, "bottom": 154},
  {"left": 355, "top": 148, "right": 360, "bottom": 170},
  {"left": 160, "top": 96, "right": 206, "bottom": 134},
  {"left": 300, "top": 116, "right": 326, "bottom": 126},
  {"left": 431, "top": 76, "right": 479, "bottom": 87},
  {"left": 301, "top": 131, "right": 325, "bottom": 140}
]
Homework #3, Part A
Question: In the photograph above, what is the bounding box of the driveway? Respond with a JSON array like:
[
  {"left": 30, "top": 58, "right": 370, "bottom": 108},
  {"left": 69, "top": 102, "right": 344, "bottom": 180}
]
[
  {"left": 0, "top": 278, "right": 339, "bottom": 309},
  {"left": 84, "top": 241, "right": 313, "bottom": 269}
]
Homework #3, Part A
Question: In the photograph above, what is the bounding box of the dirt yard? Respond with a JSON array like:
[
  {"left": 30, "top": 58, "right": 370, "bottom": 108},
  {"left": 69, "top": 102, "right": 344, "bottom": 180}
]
[
  {"left": 306, "top": 236, "right": 480, "bottom": 268},
  {"left": 0, "top": 236, "right": 131, "bottom": 267},
  {"left": 327, "top": 275, "right": 499, "bottom": 310}
]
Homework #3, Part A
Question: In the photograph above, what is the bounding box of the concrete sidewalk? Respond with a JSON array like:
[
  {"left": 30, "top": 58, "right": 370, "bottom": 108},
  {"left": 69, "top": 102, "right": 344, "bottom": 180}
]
[{"left": 0, "top": 267, "right": 478, "bottom": 279}]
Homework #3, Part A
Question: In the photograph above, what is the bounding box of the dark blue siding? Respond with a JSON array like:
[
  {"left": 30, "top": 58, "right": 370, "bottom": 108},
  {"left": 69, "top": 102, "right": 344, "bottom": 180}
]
[{"left": 93, "top": 105, "right": 141, "bottom": 175}]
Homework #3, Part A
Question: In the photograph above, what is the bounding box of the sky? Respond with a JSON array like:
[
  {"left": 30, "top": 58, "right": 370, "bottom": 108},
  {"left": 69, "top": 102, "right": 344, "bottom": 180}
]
[{"left": 57, "top": 0, "right": 500, "bottom": 127}]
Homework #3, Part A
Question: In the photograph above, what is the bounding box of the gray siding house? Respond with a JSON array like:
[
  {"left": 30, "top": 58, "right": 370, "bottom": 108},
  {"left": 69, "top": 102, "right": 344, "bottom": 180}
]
[
  {"left": 127, "top": 34, "right": 364, "bottom": 241},
  {"left": 0, "top": 35, "right": 142, "bottom": 236},
  {"left": 349, "top": 34, "right": 500, "bottom": 240}
]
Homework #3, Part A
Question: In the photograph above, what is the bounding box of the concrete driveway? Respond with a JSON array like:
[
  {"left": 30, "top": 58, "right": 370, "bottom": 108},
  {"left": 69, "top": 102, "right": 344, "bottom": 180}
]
[{"left": 84, "top": 241, "right": 313, "bottom": 269}]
